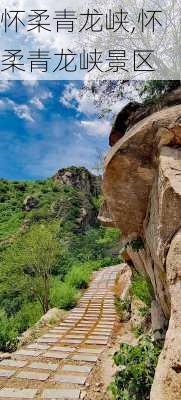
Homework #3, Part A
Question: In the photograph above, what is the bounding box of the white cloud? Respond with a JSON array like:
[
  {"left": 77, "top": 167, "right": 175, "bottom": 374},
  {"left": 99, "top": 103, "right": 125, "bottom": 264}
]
[
  {"left": 0, "top": 97, "right": 34, "bottom": 122},
  {"left": 60, "top": 83, "right": 97, "bottom": 116},
  {"left": 0, "top": 81, "right": 12, "bottom": 93},
  {"left": 80, "top": 119, "right": 111, "bottom": 137},
  {"left": 30, "top": 91, "right": 53, "bottom": 110},
  {"left": 9, "top": 100, "right": 34, "bottom": 122}
]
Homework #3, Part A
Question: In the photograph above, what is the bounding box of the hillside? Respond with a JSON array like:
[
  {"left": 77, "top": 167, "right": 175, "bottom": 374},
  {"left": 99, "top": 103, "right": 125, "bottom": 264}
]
[{"left": 0, "top": 167, "right": 120, "bottom": 352}]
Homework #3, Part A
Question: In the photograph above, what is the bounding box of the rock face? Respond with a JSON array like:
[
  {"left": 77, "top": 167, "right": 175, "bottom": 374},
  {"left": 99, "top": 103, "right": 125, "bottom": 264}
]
[
  {"left": 23, "top": 196, "right": 39, "bottom": 211},
  {"left": 53, "top": 166, "right": 101, "bottom": 197},
  {"left": 53, "top": 167, "right": 101, "bottom": 231},
  {"left": 110, "top": 87, "right": 181, "bottom": 146},
  {"left": 99, "top": 101, "right": 181, "bottom": 399}
]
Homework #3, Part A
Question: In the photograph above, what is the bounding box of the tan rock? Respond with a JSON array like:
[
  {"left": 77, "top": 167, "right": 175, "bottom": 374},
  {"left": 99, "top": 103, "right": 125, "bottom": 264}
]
[
  {"left": 19, "top": 308, "right": 68, "bottom": 346},
  {"left": 100, "top": 105, "right": 181, "bottom": 239},
  {"left": 130, "top": 297, "right": 147, "bottom": 330},
  {"left": 151, "top": 300, "right": 167, "bottom": 340},
  {"left": 151, "top": 230, "right": 181, "bottom": 400},
  {"left": 100, "top": 103, "right": 181, "bottom": 399}
]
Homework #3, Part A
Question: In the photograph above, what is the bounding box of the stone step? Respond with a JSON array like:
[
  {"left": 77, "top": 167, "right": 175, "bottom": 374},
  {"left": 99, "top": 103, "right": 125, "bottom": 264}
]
[
  {"left": 0, "top": 360, "right": 27, "bottom": 368},
  {"left": 71, "top": 354, "right": 99, "bottom": 363},
  {"left": 51, "top": 346, "right": 75, "bottom": 352},
  {"left": 62, "top": 364, "right": 92, "bottom": 373},
  {"left": 0, "top": 267, "right": 119, "bottom": 399},
  {"left": 0, "top": 388, "right": 38, "bottom": 399},
  {"left": 17, "top": 371, "right": 50, "bottom": 381},
  {"left": 42, "top": 389, "right": 81, "bottom": 399},
  {"left": 29, "top": 362, "right": 58, "bottom": 371},
  {"left": 52, "top": 373, "right": 87, "bottom": 385},
  {"left": 43, "top": 351, "right": 69, "bottom": 359},
  {"left": 14, "top": 350, "right": 43, "bottom": 358},
  {"left": 0, "top": 369, "right": 16, "bottom": 378}
]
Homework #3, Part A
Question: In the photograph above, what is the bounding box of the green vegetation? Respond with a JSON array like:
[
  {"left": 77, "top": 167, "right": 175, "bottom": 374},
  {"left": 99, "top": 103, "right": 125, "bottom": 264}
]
[
  {"left": 49, "top": 279, "right": 78, "bottom": 310},
  {"left": 115, "top": 296, "right": 131, "bottom": 322},
  {"left": 125, "top": 237, "right": 144, "bottom": 252},
  {"left": 65, "top": 265, "right": 91, "bottom": 289},
  {"left": 131, "top": 273, "right": 154, "bottom": 307},
  {"left": 109, "top": 336, "right": 162, "bottom": 400},
  {"left": 0, "top": 172, "right": 120, "bottom": 351},
  {"left": 141, "top": 80, "right": 180, "bottom": 104}
]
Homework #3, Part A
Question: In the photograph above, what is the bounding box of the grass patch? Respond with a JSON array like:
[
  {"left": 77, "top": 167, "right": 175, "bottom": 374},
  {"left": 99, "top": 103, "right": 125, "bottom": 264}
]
[
  {"left": 49, "top": 279, "right": 79, "bottom": 310},
  {"left": 65, "top": 265, "right": 91, "bottom": 289},
  {"left": 115, "top": 295, "right": 131, "bottom": 322},
  {"left": 131, "top": 273, "right": 154, "bottom": 307}
]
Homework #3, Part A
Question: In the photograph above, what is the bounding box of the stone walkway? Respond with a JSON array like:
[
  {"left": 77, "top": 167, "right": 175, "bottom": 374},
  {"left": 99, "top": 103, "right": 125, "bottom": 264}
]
[{"left": 0, "top": 266, "right": 120, "bottom": 399}]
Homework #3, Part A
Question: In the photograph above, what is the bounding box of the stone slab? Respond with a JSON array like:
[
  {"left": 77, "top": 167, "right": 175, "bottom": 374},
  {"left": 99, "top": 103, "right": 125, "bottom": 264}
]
[
  {"left": 62, "top": 339, "right": 82, "bottom": 344},
  {"left": 53, "top": 373, "right": 87, "bottom": 385},
  {"left": 72, "top": 354, "right": 98, "bottom": 363},
  {"left": 43, "top": 389, "right": 80, "bottom": 399},
  {"left": 29, "top": 362, "right": 58, "bottom": 371},
  {"left": 51, "top": 346, "right": 75, "bottom": 352},
  {"left": 0, "top": 360, "right": 27, "bottom": 368},
  {"left": 85, "top": 339, "right": 107, "bottom": 345},
  {"left": 88, "top": 335, "right": 109, "bottom": 341},
  {"left": 14, "top": 350, "right": 42, "bottom": 357},
  {"left": 77, "top": 348, "right": 103, "bottom": 354},
  {"left": 37, "top": 338, "right": 59, "bottom": 343},
  {"left": 62, "top": 364, "right": 92, "bottom": 373},
  {"left": 26, "top": 344, "right": 49, "bottom": 350},
  {"left": 92, "top": 332, "right": 110, "bottom": 337},
  {"left": 66, "top": 335, "right": 85, "bottom": 339},
  {"left": 78, "top": 320, "right": 93, "bottom": 324},
  {"left": 43, "top": 352, "right": 68, "bottom": 359},
  {"left": 42, "top": 334, "right": 62, "bottom": 339},
  {"left": 71, "top": 330, "right": 89, "bottom": 334},
  {"left": 0, "top": 369, "right": 16, "bottom": 378},
  {"left": 0, "top": 388, "right": 38, "bottom": 399},
  {"left": 17, "top": 371, "right": 49, "bottom": 381}
]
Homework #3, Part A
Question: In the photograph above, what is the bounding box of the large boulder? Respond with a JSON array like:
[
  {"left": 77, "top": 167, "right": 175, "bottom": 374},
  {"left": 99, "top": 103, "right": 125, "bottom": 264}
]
[
  {"left": 99, "top": 103, "right": 181, "bottom": 399},
  {"left": 151, "top": 230, "right": 181, "bottom": 400}
]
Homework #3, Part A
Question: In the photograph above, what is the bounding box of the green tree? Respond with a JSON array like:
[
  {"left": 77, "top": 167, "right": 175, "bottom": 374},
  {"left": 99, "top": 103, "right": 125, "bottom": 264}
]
[{"left": 0, "top": 224, "right": 61, "bottom": 314}]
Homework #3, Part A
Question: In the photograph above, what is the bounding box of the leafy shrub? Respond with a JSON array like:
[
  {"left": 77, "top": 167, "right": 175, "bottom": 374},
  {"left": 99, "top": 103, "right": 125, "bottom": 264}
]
[
  {"left": 13, "top": 302, "right": 42, "bottom": 333},
  {"left": 109, "top": 336, "right": 162, "bottom": 400},
  {"left": 132, "top": 324, "right": 144, "bottom": 338},
  {"left": 0, "top": 309, "right": 18, "bottom": 352},
  {"left": 115, "top": 295, "right": 131, "bottom": 321},
  {"left": 141, "top": 80, "right": 180, "bottom": 103},
  {"left": 131, "top": 273, "right": 154, "bottom": 307},
  {"left": 65, "top": 265, "right": 91, "bottom": 289},
  {"left": 49, "top": 279, "right": 78, "bottom": 310}
]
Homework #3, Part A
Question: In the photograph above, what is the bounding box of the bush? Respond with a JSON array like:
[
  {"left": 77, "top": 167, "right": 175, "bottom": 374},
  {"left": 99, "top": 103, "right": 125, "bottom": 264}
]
[
  {"left": 50, "top": 279, "right": 78, "bottom": 310},
  {"left": 13, "top": 302, "right": 42, "bottom": 334},
  {"left": 0, "top": 309, "right": 18, "bottom": 352},
  {"left": 109, "top": 336, "right": 162, "bottom": 400},
  {"left": 131, "top": 273, "right": 154, "bottom": 307},
  {"left": 115, "top": 295, "right": 131, "bottom": 322},
  {"left": 65, "top": 265, "right": 91, "bottom": 289}
]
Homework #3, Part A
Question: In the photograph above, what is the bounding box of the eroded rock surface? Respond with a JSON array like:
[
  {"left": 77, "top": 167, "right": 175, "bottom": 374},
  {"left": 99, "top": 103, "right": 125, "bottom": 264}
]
[
  {"left": 99, "top": 102, "right": 181, "bottom": 399},
  {"left": 53, "top": 166, "right": 100, "bottom": 196}
]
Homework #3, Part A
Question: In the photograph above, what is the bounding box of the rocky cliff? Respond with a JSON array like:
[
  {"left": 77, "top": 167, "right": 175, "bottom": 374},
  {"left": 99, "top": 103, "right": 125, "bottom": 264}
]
[
  {"left": 53, "top": 166, "right": 101, "bottom": 197},
  {"left": 99, "top": 98, "right": 181, "bottom": 399}
]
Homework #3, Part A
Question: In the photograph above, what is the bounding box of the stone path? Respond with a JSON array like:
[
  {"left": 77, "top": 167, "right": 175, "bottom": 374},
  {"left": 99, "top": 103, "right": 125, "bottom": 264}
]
[{"left": 0, "top": 266, "right": 120, "bottom": 399}]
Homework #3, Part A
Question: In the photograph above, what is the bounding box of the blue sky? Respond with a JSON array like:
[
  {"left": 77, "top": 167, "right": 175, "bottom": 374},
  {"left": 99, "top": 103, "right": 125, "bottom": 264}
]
[{"left": 0, "top": 80, "right": 112, "bottom": 180}]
